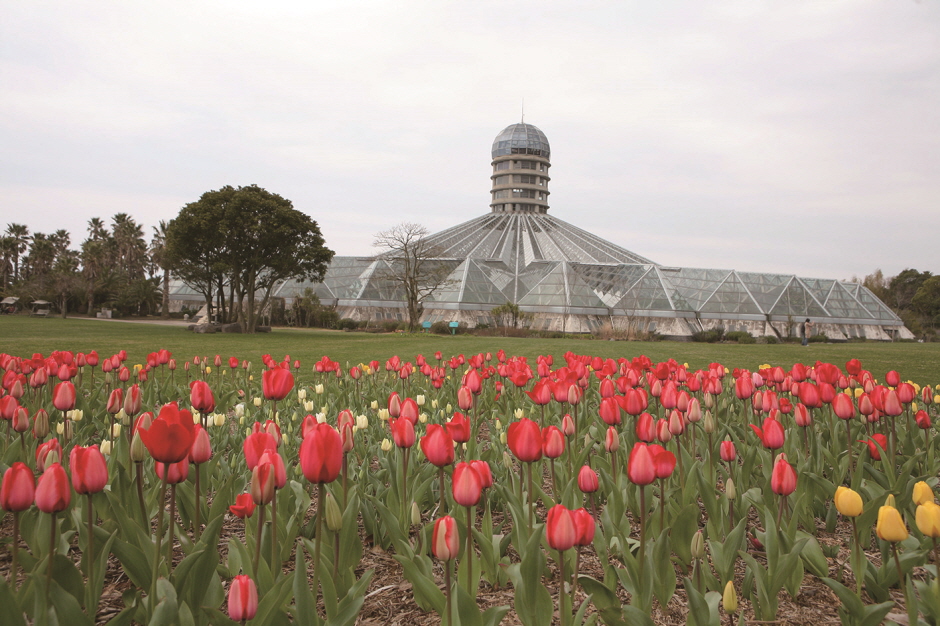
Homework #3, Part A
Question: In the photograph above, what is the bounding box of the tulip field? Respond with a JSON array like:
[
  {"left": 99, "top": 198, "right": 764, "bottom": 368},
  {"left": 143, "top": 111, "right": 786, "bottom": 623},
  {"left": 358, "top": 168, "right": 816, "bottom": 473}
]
[{"left": 2, "top": 330, "right": 940, "bottom": 625}]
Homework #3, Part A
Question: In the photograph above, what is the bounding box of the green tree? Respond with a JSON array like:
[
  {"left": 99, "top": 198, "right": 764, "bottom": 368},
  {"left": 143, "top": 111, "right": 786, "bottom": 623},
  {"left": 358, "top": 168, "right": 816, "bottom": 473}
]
[
  {"left": 886, "top": 268, "right": 931, "bottom": 311},
  {"left": 4, "top": 223, "right": 29, "bottom": 283},
  {"left": 912, "top": 275, "right": 940, "bottom": 330},
  {"left": 490, "top": 301, "right": 530, "bottom": 333},
  {"left": 150, "top": 220, "right": 171, "bottom": 319},
  {"left": 165, "top": 185, "right": 334, "bottom": 333}
]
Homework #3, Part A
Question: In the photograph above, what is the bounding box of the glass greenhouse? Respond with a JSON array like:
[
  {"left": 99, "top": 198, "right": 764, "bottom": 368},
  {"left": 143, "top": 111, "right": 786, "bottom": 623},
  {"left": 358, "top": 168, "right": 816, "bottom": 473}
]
[{"left": 169, "top": 122, "right": 909, "bottom": 340}]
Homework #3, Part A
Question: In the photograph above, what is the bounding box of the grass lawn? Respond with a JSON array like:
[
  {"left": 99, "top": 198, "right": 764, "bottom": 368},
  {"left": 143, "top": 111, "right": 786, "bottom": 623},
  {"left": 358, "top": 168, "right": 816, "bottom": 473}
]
[{"left": 2, "top": 315, "right": 939, "bottom": 386}]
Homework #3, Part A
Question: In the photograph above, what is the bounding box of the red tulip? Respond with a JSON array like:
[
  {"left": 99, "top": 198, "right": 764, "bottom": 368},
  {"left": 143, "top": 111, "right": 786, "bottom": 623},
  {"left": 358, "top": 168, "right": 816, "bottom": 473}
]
[
  {"left": 525, "top": 379, "right": 553, "bottom": 406},
  {"left": 572, "top": 507, "right": 595, "bottom": 546},
  {"left": 124, "top": 384, "right": 142, "bottom": 417},
  {"left": 1, "top": 462, "right": 35, "bottom": 512},
  {"left": 916, "top": 410, "right": 931, "bottom": 430},
  {"left": 190, "top": 380, "right": 215, "bottom": 414},
  {"left": 250, "top": 459, "right": 276, "bottom": 505},
  {"left": 635, "top": 412, "right": 655, "bottom": 442},
  {"left": 52, "top": 381, "right": 76, "bottom": 411},
  {"left": 400, "top": 398, "right": 419, "bottom": 424},
  {"left": 883, "top": 390, "right": 903, "bottom": 416},
  {"left": 36, "top": 438, "right": 62, "bottom": 472},
  {"left": 106, "top": 388, "right": 124, "bottom": 415},
  {"left": 507, "top": 418, "right": 542, "bottom": 463},
  {"left": 262, "top": 366, "right": 294, "bottom": 401},
  {"left": 0, "top": 395, "right": 18, "bottom": 421},
  {"left": 845, "top": 359, "right": 862, "bottom": 376},
  {"left": 139, "top": 402, "right": 196, "bottom": 464},
  {"left": 885, "top": 370, "right": 900, "bottom": 387},
  {"left": 243, "top": 432, "right": 277, "bottom": 469},
  {"left": 720, "top": 440, "right": 736, "bottom": 463},
  {"left": 578, "top": 465, "right": 599, "bottom": 493},
  {"left": 794, "top": 403, "right": 812, "bottom": 427},
  {"left": 445, "top": 412, "right": 471, "bottom": 443},
  {"left": 457, "top": 386, "right": 474, "bottom": 411},
  {"left": 546, "top": 504, "right": 576, "bottom": 551},
  {"left": 829, "top": 392, "right": 854, "bottom": 420},
  {"left": 627, "top": 443, "right": 656, "bottom": 486},
  {"left": 599, "top": 397, "right": 621, "bottom": 426},
  {"left": 750, "top": 418, "right": 785, "bottom": 450},
  {"left": 420, "top": 424, "right": 455, "bottom": 467},
  {"left": 35, "top": 463, "right": 71, "bottom": 513},
  {"left": 649, "top": 445, "right": 676, "bottom": 479},
  {"left": 469, "top": 460, "right": 493, "bottom": 489},
  {"left": 432, "top": 515, "right": 459, "bottom": 561},
  {"left": 452, "top": 462, "right": 482, "bottom": 507},
  {"left": 258, "top": 450, "right": 287, "bottom": 489},
  {"left": 389, "top": 417, "right": 415, "bottom": 448},
  {"left": 229, "top": 493, "right": 256, "bottom": 519},
  {"left": 12, "top": 405, "right": 29, "bottom": 433},
  {"left": 541, "top": 426, "right": 565, "bottom": 459},
  {"left": 189, "top": 425, "right": 212, "bottom": 464},
  {"left": 228, "top": 575, "right": 258, "bottom": 622},
  {"left": 229, "top": 357, "right": 239, "bottom": 369},
  {"left": 156, "top": 458, "right": 190, "bottom": 484},
  {"left": 70, "top": 445, "right": 108, "bottom": 494},
  {"left": 605, "top": 426, "right": 620, "bottom": 453},
  {"left": 861, "top": 434, "right": 888, "bottom": 460},
  {"left": 387, "top": 392, "right": 401, "bottom": 418},
  {"left": 300, "top": 422, "right": 342, "bottom": 484},
  {"left": 561, "top": 413, "right": 575, "bottom": 437},
  {"left": 770, "top": 455, "right": 797, "bottom": 496}
]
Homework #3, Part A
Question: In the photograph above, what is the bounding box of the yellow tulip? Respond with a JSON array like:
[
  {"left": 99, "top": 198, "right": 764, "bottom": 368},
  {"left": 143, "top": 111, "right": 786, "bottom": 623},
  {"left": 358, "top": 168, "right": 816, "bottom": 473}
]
[
  {"left": 834, "top": 486, "right": 863, "bottom": 517},
  {"left": 913, "top": 481, "right": 935, "bottom": 506},
  {"left": 916, "top": 502, "right": 940, "bottom": 538},
  {"left": 876, "top": 505, "right": 909, "bottom": 542},
  {"left": 723, "top": 581, "right": 737, "bottom": 613}
]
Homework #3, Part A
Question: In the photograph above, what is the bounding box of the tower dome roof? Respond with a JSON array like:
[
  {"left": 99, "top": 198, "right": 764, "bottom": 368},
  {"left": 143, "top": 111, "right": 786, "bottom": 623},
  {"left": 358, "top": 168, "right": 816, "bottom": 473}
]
[{"left": 491, "top": 123, "right": 550, "bottom": 160}]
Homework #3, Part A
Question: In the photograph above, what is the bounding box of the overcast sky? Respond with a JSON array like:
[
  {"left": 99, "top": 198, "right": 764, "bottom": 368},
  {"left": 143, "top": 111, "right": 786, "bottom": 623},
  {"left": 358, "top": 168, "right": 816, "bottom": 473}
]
[{"left": 2, "top": 1, "right": 937, "bottom": 281}]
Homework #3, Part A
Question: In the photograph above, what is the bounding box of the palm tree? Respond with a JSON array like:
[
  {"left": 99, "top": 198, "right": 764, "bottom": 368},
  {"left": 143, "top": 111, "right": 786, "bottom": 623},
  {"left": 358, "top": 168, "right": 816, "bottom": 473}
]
[
  {"left": 112, "top": 214, "right": 148, "bottom": 281},
  {"left": 151, "top": 220, "right": 171, "bottom": 319},
  {"left": 5, "top": 223, "right": 29, "bottom": 283},
  {"left": 0, "top": 236, "right": 15, "bottom": 290}
]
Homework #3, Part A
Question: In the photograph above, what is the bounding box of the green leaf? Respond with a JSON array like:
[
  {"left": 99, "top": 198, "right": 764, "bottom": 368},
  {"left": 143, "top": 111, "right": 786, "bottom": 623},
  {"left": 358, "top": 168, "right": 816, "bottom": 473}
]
[
  {"left": 253, "top": 571, "right": 294, "bottom": 626},
  {"left": 455, "top": 584, "right": 483, "bottom": 626},
  {"left": 621, "top": 606, "right": 655, "bottom": 626},
  {"left": 481, "top": 605, "right": 511, "bottom": 626},
  {"left": 291, "top": 546, "right": 317, "bottom": 624},
  {"left": 391, "top": 554, "right": 445, "bottom": 614},
  {"left": 0, "top": 577, "right": 27, "bottom": 626}
]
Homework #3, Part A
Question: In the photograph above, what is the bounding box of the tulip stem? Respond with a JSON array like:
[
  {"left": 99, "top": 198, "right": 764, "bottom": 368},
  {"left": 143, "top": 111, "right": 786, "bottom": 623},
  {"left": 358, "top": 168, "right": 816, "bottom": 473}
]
[
  {"left": 526, "top": 462, "right": 534, "bottom": 532},
  {"left": 659, "top": 477, "right": 666, "bottom": 534},
  {"left": 892, "top": 544, "right": 910, "bottom": 611},
  {"left": 846, "top": 419, "right": 854, "bottom": 479},
  {"left": 443, "top": 561, "right": 453, "bottom": 626},
  {"left": 312, "top": 484, "right": 325, "bottom": 615},
  {"left": 271, "top": 489, "right": 278, "bottom": 577},
  {"left": 136, "top": 462, "right": 146, "bottom": 521},
  {"left": 438, "top": 467, "right": 446, "bottom": 514},
  {"left": 851, "top": 518, "right": 862, "bottom": 597},
  {"left": 10, "top": 511, "right": 19, "bottom": 586},
  {"left": 47, "top": 511, "right": 56, "bottom": 604},
  {"left": 151, "top": 473, "right": 168, "bottom": 605},
  {"left": 194, "top": 464, "right": 201, "bottom": 542},
  {"left": 466, "top": 504, "right": 474, "bottom": 596},
  {"left": 558, "top": 548, "right": 568, "bottom": 626},
  {"left": 254, "top": 505, "right": 266, "bottom": 578},
  {"left": 638, "top": 486, "right": 646, "bottom": 577},
  {"left": 86, "top": 493, "right": 95, "bottom": 580},
  {"left": 169, "top": 484, "right": 177, "bottom": 567}
]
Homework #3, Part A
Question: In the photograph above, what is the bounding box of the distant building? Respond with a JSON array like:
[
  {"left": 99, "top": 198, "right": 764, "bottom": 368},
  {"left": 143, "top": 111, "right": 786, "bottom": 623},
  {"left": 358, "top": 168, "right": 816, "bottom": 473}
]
[{"left": 170, "top": 122, "right": 910, "bottom": 340}]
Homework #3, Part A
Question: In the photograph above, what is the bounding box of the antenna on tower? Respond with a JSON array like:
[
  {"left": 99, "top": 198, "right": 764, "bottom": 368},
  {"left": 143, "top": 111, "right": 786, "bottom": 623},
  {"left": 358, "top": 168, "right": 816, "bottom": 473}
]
[{"left": 521, "top": 98, "right": 525, "bottom": 123}]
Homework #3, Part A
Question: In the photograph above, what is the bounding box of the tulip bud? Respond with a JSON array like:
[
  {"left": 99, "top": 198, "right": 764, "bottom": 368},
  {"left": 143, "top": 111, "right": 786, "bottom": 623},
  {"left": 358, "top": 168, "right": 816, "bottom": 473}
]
[
  {"left": 876, "top": 505, "right": 908, "bottom": 542},
  {"left": 411, "top": 501, "right": 422, "bottom": 526},
  {"left": 916, "top": 502, "right": 940, "bottom": 538},
  {"left": 725, "top": 478, "right": 736, "bottom": 500},
  {"left": 691, "top": 530, "right": 705, "bottom": 560},
  {"left": 100, "top": 440, "right": 112, "bottom": 456},
  {"left": 253, "top": 397, "right": 262, "bottom": 408},
  {"left": 298, "top": 388, "right": 307, "bottom": 401},
  {"left": 130, "top": 430, "right": 148, "bottom": 463},
  {"left": 703, "top": 410, "right": 715, "bottom": 434},
  {"left": 381, "top": 438, "right": 392, "bottom": 452},
  {"left": 33, "top": 408, "right": 50, "bottom": 439},
  {"left": 723, "top": 581, "right": 737, "bottom": 614}
]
